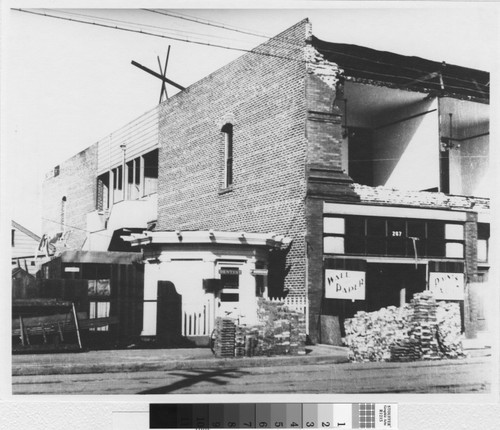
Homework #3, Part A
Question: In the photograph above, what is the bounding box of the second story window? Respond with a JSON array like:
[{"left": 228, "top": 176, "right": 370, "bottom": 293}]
[{"left": 222, "top": 123, "right": 233, "bottom": 188}]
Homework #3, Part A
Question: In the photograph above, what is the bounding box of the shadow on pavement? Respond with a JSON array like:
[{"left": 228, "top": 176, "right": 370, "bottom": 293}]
[{"left": 137, "top": 368, "right": 250, "bottom": 394}]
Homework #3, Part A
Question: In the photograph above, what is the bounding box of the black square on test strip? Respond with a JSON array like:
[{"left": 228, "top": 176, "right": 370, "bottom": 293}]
[{"left": 150, "top": 404, "right": 178, "bottom": 429}]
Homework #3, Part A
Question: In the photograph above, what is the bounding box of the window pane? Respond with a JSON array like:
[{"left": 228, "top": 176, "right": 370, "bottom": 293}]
[
  {"left": 346, "top": 217, "right": 365, "bottom": 236},
  {"left": 427, "top": 222, "right": 444, "bottom": 240},
  {"left": 345, "top": 235, "right": 365, "bottom": 254},
  {"left": 366, "top": 237, "right": 386, "bottom": 255},
  {"left": 478, "top": 223, "right": 490, "bottom": 240},
  {"left": 324, "top": 236, "right": 345, "bottom": 254},
  {"left": 478, "top": 239, "right": 488, "bottom": 262},
  {"left": 408, "top": 220, "right": 425, "bottom": 238},
  {"left": 221, "top": 273, "right": 239, "bottom": 288},
  {"left": 387, "top": 219, "right": 405, "bottom": 238},
  {"left": 427, "top": 240, "right": 445, "bottom": 257},
  {"left": 220, "top": 293, "right": 239, "bottom": 302},
  {"left": 387, "top": 238, "right": 405, "bottom": 256},
  {"left": 446, "top": 242, "right": 464, "bottom": 258},
  {"left": 97, "top": 302, "right": 110, "bottom": 318},
  {"left": 445, "top": 224, "right": 464, "bottom": 240},
  {"left": 89, "top": 301, "right": 96, "bottom": 319},
  {"left": 323, "top": 217, "right": 345, "bottom": 234},
  {"left": 367, "top": 218, "right": 385, "bottom": 236}
]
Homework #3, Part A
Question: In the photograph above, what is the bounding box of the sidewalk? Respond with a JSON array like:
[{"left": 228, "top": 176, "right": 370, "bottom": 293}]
[{"left": 12, "top": 344, "right": 350, "bottom": 376}]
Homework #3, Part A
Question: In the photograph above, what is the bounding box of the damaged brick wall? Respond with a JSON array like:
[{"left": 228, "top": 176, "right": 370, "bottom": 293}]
[
  {"left": 42, "top": 144, "right": 98, "bottom": 250},
  {"left": 156, "top": 20, "right": 310, "bottom": 299},
  {"left": 303, "top": 38, "right": 359, "bottom": 343}
]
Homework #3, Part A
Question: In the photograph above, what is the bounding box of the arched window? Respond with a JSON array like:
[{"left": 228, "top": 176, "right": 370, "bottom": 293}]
[{"left": 222, "top": 123, "right": 233, "bottom": 188}]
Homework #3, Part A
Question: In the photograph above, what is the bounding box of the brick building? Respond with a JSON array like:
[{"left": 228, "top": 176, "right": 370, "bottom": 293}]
[{"left": 41, "top": 19, "right": 490, "bottom": 345}]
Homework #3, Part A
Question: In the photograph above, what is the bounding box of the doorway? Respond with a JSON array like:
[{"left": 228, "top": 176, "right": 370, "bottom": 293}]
[{"left": 365, "top": 263, "right": 426, "bottom": 311}]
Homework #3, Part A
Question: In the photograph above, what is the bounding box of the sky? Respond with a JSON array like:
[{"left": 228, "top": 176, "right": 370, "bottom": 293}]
[{"left": 1, "top": 2, "right": 498, "bottom": 235}]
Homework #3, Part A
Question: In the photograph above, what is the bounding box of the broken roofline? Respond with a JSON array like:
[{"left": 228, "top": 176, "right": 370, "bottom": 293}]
[
  {"left": 310, "top": 36, "right": 489, "bottom": 102},
  {"left": 311, "top": 36, "right": 489, "bottom": 101}
]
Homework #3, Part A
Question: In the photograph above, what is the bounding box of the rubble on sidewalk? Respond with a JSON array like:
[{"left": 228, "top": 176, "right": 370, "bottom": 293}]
[
  {"left": 212, "top": 299, "right": 306, "bottom": 358},
  {"left": 343, "top": 291, "right": 465, "bottom": 362}
]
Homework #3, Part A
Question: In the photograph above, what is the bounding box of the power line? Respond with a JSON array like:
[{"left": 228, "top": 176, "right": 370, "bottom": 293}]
[
  {"left": 55, "top": 9, "right": 249, "bottom": 45},
  {"left": 13, "top": 9, "right": 304, "bottom": 64},
  {"left": 144, "top": 9, "right": 270, "bottom": 40},
  {"left": 15, "top": 8, "right": 487, "bottom": 97}
]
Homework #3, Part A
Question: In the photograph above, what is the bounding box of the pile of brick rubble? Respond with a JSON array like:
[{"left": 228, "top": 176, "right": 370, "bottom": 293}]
[
  {"left": 212, "top": 299, "right": 306, "bottom": 358},
  {"left": 343, "top": 291, "right": 465, "bottom": 362}
]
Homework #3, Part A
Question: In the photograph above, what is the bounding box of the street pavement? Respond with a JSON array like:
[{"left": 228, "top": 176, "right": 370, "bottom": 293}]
[
  {"left": 11, "top": 345, "right": 494, "bottom": 395},
  {"left": 12, "top": 344, "right": 349, "bottom": 376}
]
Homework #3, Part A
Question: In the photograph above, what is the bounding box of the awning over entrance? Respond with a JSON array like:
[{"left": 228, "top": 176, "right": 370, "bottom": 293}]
[
  {"left": 122, "top": 230, "right": 292, "bottom": 248},
  {"left": 58, "top": 250, "right": 143, "bottom": 265}
]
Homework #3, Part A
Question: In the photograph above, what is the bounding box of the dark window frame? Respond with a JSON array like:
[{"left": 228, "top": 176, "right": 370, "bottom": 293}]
[
  {"left": 323, "top": 215, "right": 465, "bottom": 259},
  {"left": 222, "top": 123, "right": 233, "bottom": 189}
]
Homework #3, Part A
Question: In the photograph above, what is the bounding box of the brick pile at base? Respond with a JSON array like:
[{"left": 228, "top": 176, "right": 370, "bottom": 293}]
[
  {"left": 213, "top": 299, "right": 306, "bottom": 358},
  {"left": 343, "top": 291, "right": 465, "bottom": 362}
]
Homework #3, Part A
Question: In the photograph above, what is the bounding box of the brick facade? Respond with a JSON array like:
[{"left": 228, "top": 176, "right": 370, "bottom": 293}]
[
  {"left": 156, "top": 20, "right": 309, "bottom": 298},
  {"left": 42, "top": 144, "right": 98, "bottom": 250}
]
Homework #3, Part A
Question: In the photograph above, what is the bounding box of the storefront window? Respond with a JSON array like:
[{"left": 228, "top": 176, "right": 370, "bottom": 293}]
[{"left": 324, "top": 215, "right": 465, "bottom": 259}]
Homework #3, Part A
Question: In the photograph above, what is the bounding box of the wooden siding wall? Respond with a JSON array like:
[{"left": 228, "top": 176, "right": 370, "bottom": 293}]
[
  {"left": 97, "top": 107, "right": 160, "bottom": 175},
  {"left": 11, "top": 228, "right": 40, "bottom": 259}
]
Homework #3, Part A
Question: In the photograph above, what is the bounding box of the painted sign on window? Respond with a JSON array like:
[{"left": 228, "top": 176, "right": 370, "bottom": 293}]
[
  {"left": 325, "top": 270, "right": 365, "bottom": 300},
  {"left": 429, "top": 272, "right": 464, "bottom": 300}
]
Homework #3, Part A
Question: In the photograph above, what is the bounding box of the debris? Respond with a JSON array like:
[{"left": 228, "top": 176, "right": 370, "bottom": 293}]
[
  {"left": 343, "top": 291, "right": 465, "bottom": 362},
  {"left": 212, "top": 299, "right": 306, "bottom": 358}
]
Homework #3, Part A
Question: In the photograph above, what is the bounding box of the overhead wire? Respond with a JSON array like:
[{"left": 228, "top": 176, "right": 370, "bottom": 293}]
[
  {"left": 142, "top": 8, "right": 493, "bottom": 90},
  {"left": 13, "top": 9, "right": 305, "bottom": 64},
  {"left": 14, "top": 7, "right": 490, "bottom": 161},
  {"left": 54, "top": 8, "right": 251, "bottom": 45},
  {"left": 144, "top": 9, "right": 271, "bottom": 40},
  {"left": 14, "top": 8, "right": 489, "bottom": 95}
]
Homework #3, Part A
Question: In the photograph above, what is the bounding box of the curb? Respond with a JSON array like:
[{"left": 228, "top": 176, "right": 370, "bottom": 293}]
[{"left": 12, "top": 351, "right": 350, "bottom": 376}]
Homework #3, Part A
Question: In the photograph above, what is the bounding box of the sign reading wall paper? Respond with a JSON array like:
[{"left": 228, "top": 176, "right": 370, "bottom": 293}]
[
  {"left": 429, "top": 272, "right": 465, "bottom": 300},
  {"left": 325, "top": 270, "right": 366, "bottom": 300}
]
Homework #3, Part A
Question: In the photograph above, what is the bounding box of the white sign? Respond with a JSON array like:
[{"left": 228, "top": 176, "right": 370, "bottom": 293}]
[
  {"left": 325, "top": 269, "right": 365, "bottom": 300},
  {"left": 429, "top": 272, "right": 465, "bottom": 300},
  {"left": 64, "top": 267, "right": 80, "bottom": 273},
  {"left": 251, "top": 269, "right": 268, "bottom": 276}
]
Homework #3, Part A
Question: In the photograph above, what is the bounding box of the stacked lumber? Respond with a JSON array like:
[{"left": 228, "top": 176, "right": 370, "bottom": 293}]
[
  {"left": 289, "top": 312, "right": 307, "bottom": 355},
  {"left": 254, "top": 299, "right": 307, "bottom": 356},
  {"left": 212, "top": 299, "right": 307, "bottom": 358},
  {"left": 436, "top": 302, "right": 464, "bottom": 358},
  {"left": 243, "top": 329, "right": 260, "bottom": 357},
  {"left": 213, "top": 317, "right": 236, "bottom": 358},
  {"left": 409, "top": 291, "right": 440, "bottom": 360},
  {"left": 390, "top": 339, "right": 420, "bottom": 362},
  {"left": 234, "top": 325, "right": 245, "bottom": 357}
]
